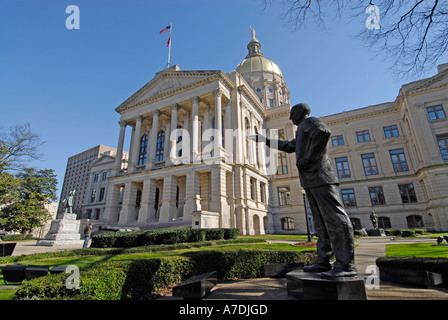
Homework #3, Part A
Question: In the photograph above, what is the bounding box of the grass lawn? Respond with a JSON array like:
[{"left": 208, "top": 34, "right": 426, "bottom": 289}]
[
  {"left": 0, "top": 239, "right": 316, "bottom": 300},
  {"left": 386, "top": 242, "right": 448, "bottom": 258}
]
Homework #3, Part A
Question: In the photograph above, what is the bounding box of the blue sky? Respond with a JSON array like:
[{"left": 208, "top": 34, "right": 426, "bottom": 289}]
[{"left": 0, "top": 0, "right": 441, "bottom": 199}]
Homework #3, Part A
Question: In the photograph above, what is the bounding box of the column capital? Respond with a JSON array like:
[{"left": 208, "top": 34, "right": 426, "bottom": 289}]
[
  {"left": 152, "top": 109, "right": 160, "bottom": 117},
  {"left": 190, "top": 96, "right": 200, "bottom": 104},
  {"left": 214, "top": 88, "right": 222, "bottom": 98},
  {"left": 118, "top": 120, "right": 127, "bottom": 127},
  {"left": 136, "top": 115, "right": 144, "bottom": 123},
  {"left": 171, "top": 103, "right": 180, "bottom": 111}
]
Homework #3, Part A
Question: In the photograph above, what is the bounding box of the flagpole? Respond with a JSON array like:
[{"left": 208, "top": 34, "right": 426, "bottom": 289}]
[{"left": 167, "top": 22, "right": 172, "bottom": 68}]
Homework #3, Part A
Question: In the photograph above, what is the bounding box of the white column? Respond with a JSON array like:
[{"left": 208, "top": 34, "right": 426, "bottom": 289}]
[
  {"left": 114, "top": 120, "right": 127, "bottom": 172},
  {"left": 168, "top": 104, "right": 179, "bottom": 165},
  {"left": 183, "top": 171, "right": 201, "bottom": 222},
  {"left": 118, "top": 182, "right": 137, "bottom": 225},
  {"left": 138, "top": 178, "right": 156, "bottom": 224},
  {"left": 191, "top": 96, "right": 200, "bottom": 163},
  {"left": 148, "top": 110, "right": 160, "bottom": 165},
  {"left": 214, "top": 88, "right": 223, "bottom": 157},
  {"left": 210, "top": 166, "right": 229, "bottom": 227},
  {"left": 159, "top": 175, "right": 177, "bottom": 223},
  {"left": 129, "top": 115, "right": 143, "bottom": 172}
]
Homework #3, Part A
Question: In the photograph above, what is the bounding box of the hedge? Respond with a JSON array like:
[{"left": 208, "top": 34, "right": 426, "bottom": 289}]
[
  {"left": 14, "top": 249, "right": 317, "bottom": 300},
  {"left": 384, "top": 229, "right": 427, "bottom": 237},
  {"left": 376, "top": 256, "right": 448, "bottom": 287},
  {"left": 91, "top": 228, "right": 239, "bottom": 248}
]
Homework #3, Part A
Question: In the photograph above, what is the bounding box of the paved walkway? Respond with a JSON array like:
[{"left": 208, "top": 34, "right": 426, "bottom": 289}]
[
  {"left": 5, "top": 237, "right": 448, "bottom": 300},
  {"left": 205, "top": 237, "right": 448, "bottom": 300}
]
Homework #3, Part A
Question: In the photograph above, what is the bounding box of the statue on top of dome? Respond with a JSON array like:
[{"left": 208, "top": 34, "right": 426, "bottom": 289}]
[{"left": 250, "top": 25, "right": 256, "bottom": 40}]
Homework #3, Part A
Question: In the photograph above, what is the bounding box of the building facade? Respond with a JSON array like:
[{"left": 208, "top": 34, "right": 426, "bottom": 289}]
[
  {"left": 323, "top": 63, "right": 448, "bottom": 232},
  {"left": 58, "top": 145, "right": 118, "bottom": 217},
  {"left": 95, "top": 31, "right": 448, "bottom": 234}
]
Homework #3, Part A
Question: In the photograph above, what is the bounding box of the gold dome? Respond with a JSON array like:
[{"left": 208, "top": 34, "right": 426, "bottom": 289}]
[
  {"left": 235, "top": 55, "right": 283, "bottom": 77},
  {"left": 235, "top": 27, "right": 283, "bottom": 77}
]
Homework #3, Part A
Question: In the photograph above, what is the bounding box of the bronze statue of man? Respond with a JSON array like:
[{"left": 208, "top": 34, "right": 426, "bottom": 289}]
[{"left": 260, "top": 103, "right": 357, "bottom": 278}]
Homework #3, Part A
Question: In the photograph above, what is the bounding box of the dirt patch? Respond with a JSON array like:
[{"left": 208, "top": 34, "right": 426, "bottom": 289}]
[{"left": 292, "top": 242, "right": 317, "bottom": 247}]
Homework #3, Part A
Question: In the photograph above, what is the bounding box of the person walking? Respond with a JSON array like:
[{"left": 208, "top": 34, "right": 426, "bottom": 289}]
[{"left": 83, "top": 221, "right": 93, "bottom": 248}]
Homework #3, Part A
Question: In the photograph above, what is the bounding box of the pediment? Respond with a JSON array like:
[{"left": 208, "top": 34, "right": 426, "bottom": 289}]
[
  {"left": 406, "top": 68, "right": 448, "bottom": 94},
  {"left": 115, "top": 66, "right": 225, "bottom": 113},
  {"left": 91, "top": 155, "right": 115, "bottom": 167},
  {"left": 354, "top": 141, "right": 378, "bottom": 151},
  {"left": 382, "top": 136, "right": 407, "bottom": 147},
  {"left": 329, "top": 145, "right": 351, "bottom": 155}
]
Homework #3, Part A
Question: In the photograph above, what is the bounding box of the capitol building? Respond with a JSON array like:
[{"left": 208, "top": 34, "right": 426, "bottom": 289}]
[{"left": 76, "top": 30, "right": 448, "bottom": 234}]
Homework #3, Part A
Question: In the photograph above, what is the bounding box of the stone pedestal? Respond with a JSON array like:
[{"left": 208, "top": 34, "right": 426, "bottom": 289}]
[
  {"left": 286, "top": 270, "right": 367, "bottom": 300},
  {"left": 367, "top": 228, "right": 386, "bottom": 236},
  {"left": 36, "top": 213, "right": 84, "bottom": 246}
]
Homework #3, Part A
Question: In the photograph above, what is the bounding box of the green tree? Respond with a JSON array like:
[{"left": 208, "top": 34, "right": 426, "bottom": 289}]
[{"left": 0, "top": 168, "right": 57, "bottom": 234}]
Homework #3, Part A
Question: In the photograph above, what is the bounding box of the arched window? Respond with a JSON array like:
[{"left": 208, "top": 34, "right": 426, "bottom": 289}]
[
  {"left": 155, "top": 131, "right": 165, "bottom": 162},
  {"left": 281, "top": 217, "right": 295, "bottom": 230},
  {"left": 138, "top": 135, "right": 148, "bottom": 165}
]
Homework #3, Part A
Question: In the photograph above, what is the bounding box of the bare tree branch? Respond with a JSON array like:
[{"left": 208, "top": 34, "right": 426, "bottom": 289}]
[
  {"left": 0, "top": 123, "right": 46, "bottom": 172},
  {"left": 260, "top": 0, "right": 448, "bottom": 77}
]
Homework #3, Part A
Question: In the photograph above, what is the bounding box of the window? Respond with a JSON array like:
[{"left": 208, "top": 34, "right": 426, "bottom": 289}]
[
  {"left": 341, "top": 189, "right": 357, "bottom": 207},
  {"left": 278, "top": 187, "right": 291, "bottom": 206},
  {"left": 136, "top": 190, "right": 142, "bottom": 207},
  {"left": 250, "top": 178, "right": 256, "bottom": 201},
  {"left": 437, "top": 135, "right": 448, "bottom": 160},
  {"left": 356, "top": 130, "right": 371, "bottom": 143},
  {"left": 369, "top": 186, "right": 386, "bottom": 205},
  {"left": 407, "top": 215, "right": 424, "bottom": 228},
  {"left": 281, "top": 217, "right": 295, "bottom": 230},
  {"left": 93, "top": 173, "right": 99, "bottom": 182},
  {"left": 389, "top": 149, "right": 409, "bottom": 172},
  {"left": 331, "top": 135, "right": 344, "bottom": 147},
  {"left": 260, "top": 182, "right": 266, "bottom": 204},
  {"left": 138, "top": 134, "right": 148, "bottom": 165},
  {"left": 90, "top": 189, "right": 96, "bottom": 203},
  {"left": 102, "top": 172, "right": 107, "bottom": 180},
  {"left": 277, "top": 153, "right": 289, "bottom": 175},
  {"left": 362, "top": 153, "right": 378, "bottom": 175},
  {"left": 335, "top": 157, "right": 351, "bottom": 178},
  {"left": 378, "top": 216, "right": 391, "bottom": 229},
  {"left": 383, "top": 125, "right": 399, "bottom": 138},
  {"left": 350, "top": 218, "right": 361, "bottom": 230},
  {"left": 269, "top": 99, "right": 274, "bottom": 108},
  {"left": 155, "top": 131, "right": 165, "bottom": 162},
  {"left": 99, "top": 188, "right": 105, "bottom": 202},
  {"left": 398, "top": 184, "right": 417, "bottom": 203},
  {"left": 245, "top": 118, "right": 250, "bottom": 158},
  {"left": 426, "top": 105, "right": 446, "bottom": 120}
]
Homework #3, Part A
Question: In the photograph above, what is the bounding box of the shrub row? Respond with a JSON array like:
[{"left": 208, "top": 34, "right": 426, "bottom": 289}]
[
  {"left": 384, "top": 229, "right": 427, "bottom": 237},
  {"left": 0, "top": 234, "right": 34, "bottom": 241},
  {"left": 14, "top": 249, "right": 317, "bottom": 300},
  {"left": 90, "top": 228, "right": 239, "bottom": 248},
  {"left": 376, "top": 256, "right": 448, "bottom": 287}
]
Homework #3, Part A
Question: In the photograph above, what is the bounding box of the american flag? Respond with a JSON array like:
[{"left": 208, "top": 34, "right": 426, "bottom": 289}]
[{"left": 160, "top": 25, "right": 171, "bottom": 34}]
